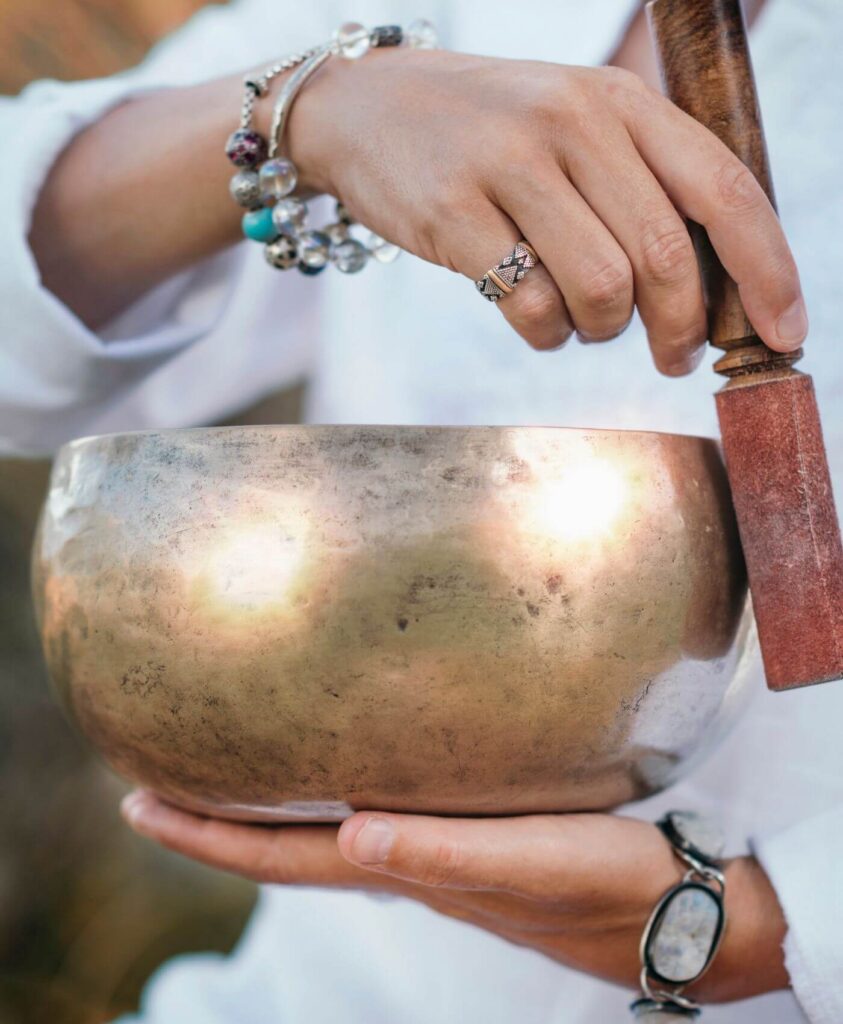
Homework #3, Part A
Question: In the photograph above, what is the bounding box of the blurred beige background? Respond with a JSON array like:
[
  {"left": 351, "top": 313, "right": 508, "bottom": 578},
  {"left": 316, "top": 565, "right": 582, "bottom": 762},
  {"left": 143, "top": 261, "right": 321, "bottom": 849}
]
[{"left": 1, "top": 4, "right": 303, "bottom": 1020}]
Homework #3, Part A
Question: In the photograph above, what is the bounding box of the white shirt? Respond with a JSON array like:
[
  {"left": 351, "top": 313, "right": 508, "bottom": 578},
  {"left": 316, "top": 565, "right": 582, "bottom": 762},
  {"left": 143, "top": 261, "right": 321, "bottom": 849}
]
[{"left": 2, "top": 2, "right": 842, "bottom": 1021}]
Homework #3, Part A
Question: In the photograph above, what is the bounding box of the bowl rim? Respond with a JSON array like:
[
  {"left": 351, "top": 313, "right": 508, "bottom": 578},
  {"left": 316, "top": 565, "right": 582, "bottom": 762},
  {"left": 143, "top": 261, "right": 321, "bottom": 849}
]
[{"left": 59, "top": 423, "right": 721, "bottom": 456}]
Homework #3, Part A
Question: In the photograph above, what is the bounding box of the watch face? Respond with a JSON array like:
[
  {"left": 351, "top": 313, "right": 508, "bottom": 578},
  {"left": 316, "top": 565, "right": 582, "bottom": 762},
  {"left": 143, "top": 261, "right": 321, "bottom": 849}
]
[{"left": 659, "top": 811, "right": 725, "bottom": 864}]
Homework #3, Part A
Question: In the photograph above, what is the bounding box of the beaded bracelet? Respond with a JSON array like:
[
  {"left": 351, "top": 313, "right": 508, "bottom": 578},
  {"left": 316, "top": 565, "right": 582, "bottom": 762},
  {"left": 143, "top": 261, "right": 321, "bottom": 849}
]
[{"left": 225, "top": 19, "right": 438, "bottom": 276}]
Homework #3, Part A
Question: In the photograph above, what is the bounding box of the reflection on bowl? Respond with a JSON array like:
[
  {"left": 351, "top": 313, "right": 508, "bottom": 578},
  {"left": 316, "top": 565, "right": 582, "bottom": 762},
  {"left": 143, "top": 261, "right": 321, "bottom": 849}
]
[{"left": 33, "top": 425, "right": 756, "bottom": 822}]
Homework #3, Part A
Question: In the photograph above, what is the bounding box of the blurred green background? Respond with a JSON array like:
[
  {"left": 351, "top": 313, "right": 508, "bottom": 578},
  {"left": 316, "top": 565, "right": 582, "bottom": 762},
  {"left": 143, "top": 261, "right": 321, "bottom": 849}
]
[{"left": 1, "top": 7, "right": 305, "bottom": 1019}]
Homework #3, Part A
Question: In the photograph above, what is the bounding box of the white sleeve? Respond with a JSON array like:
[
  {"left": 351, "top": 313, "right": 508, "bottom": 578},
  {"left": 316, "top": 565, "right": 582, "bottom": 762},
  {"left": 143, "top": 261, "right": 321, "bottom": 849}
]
[
  {"left": 0, "top": 0, "right": 339, "bottom": 455},
  {"left": 110, "top": 891, "right": 285, "bottom": 1024},
  {"left": 752, "top": 804, "right": 843, "bottom": 1024}
]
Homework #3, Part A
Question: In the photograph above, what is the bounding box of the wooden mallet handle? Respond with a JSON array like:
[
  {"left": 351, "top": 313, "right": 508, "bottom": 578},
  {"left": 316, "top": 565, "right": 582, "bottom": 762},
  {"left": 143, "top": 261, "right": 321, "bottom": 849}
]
[
  {"left": 647, "top": 0, "right": 796, "bottom": 376},
  {"left": 647, "top": 0, "right": 843, "bottom": 691}
]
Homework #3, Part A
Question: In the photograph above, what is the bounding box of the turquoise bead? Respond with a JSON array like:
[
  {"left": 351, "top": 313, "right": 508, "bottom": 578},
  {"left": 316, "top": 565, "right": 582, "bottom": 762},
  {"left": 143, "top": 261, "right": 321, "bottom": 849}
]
[{"left": 242, "top": 207, "right": 278, "bottom": 243}]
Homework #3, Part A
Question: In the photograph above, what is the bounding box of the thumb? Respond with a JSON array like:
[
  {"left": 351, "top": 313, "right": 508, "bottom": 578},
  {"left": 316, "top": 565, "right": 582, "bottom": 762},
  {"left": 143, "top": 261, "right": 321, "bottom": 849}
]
[{"left": 337, "top": 811, "right": 565, "bottom": 894}]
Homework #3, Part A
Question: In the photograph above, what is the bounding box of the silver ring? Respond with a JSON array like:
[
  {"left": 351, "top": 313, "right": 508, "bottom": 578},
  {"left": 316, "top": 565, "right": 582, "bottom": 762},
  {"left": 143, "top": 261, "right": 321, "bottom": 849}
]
[{"left": 476, "top": 240, "right": 539, "bottom": 303}]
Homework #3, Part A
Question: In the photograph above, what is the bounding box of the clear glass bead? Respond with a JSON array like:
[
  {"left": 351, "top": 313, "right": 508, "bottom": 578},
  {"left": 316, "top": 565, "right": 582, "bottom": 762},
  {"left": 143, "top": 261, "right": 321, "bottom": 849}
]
[
  {"left": 335, "top": 22, "right": 370, "bottom": 59},
  {"left": 367, "top": 233, "right": 401, "bottom": 264},
  {"left": 259, "top": 158, "right": 298, "bottom": 202},
  {"left": 333, "top": 238, "right": 369, "bottom": 274},
  {"left": 298, "top": 262, "right": 326, "bottom": 277},
  {"left": 229, "top": 170, "right": 261, "bottom": 208},
  {"left": 407, "top": 18, "right": 438, "bottom": 49},
  {"left": 298, "top": 230, "right": 332, "bottom": 270},
  {"left": 335, "top": 201, "right": 355, "bottom": 226},
  {"left": 264, "top": 234, "right": 299, "bottom": 270},
  {"left": 272, "top": 197, "right": 308, "bottom": 231},
  {"left": 324, "top": 222, "right": 350, "bottom": 246}
]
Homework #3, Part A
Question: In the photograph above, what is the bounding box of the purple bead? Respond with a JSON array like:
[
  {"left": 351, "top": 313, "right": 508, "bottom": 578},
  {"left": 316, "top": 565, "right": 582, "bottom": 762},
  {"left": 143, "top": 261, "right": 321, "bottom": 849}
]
[{"left": 225, "top": 129, "right": 268, "bottom": 168}]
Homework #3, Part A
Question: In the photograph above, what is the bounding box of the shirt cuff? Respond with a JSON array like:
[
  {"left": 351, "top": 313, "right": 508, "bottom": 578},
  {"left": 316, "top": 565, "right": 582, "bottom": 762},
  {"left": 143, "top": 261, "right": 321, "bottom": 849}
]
[
  {"left": 752, "top": 804, "right": 843, "bottom": 1024},
  {"left": 0, "top": 77, "right": 240, "bottom": 454}
]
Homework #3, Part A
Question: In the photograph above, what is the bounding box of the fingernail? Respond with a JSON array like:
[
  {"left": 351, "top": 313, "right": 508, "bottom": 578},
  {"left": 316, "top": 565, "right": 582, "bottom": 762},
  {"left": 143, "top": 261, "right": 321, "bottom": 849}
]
[
  {"left": 776, "top": 298, "right": 808, "bottom": 348},
  {"left": 121, "top": 790, "right": 152, "bottom": 826},
  {"left": 350, "top": 817, "right": 394, "bottom": 866}
]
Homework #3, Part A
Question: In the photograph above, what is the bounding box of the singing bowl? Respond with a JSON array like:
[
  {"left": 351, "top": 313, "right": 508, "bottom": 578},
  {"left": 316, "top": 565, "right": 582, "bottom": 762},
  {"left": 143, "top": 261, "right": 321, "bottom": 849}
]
[{"left": 32, "top": 425, "right": 757, "bottom": 822}]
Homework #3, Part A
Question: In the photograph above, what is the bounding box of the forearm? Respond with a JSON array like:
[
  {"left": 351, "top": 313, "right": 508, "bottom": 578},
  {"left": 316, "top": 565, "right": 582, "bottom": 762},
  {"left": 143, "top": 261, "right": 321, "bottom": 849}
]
[
  {"left": 28, "top": 41, "right": 804, "bottom": 371},
  {"left": 29, "top": 70, "right": 294, "bottom": 329}
]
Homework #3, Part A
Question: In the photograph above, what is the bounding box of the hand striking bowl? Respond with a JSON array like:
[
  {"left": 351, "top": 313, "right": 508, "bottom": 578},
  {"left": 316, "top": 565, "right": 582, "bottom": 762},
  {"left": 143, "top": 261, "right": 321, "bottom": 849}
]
[{"left": 32, "top": 426, "right": 757, "bottom": 822}]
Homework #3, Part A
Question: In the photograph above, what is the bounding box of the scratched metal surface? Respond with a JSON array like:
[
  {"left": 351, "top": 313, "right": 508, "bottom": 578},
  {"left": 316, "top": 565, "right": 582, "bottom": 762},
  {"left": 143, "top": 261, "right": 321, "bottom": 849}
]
[{"left": 35, "top": 425, "right": 757, "bottom": 823}]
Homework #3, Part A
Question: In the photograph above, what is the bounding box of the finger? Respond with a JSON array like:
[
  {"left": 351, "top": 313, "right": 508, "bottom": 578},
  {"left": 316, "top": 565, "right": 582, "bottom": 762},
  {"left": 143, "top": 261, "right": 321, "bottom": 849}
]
[
  {"left": 496, "top": 262, "right": 575, "bottom": 352},
  {"left": 446, "top": 196, "right": 573, "bottom": 350},
  {"left": 566, "top": 126, "right": 707, "bottom": 376},
  {"left": 338, "top": 812, "right": 682, "bottom": 902},
  {"left": 630, "top": 88, "right": 807, "bottom": 352},
  {"left": 121, "top": 790, "right": 367, "bottom": 887},
  {"left": 338, "top": 811, "right": 577, "bottom": 898},
  {"left": 498, "top": 165, "right": 634, "bottom": 344}
]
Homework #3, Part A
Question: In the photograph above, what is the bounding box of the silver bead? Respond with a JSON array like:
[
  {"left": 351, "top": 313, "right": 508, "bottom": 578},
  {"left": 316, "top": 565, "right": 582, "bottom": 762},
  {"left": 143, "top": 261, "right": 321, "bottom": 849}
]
[
  {"left": 333, "top": 238, "right": 369, "bottom": 274},
  {"left": 367, "top": 232, "right": 401, "bottom": 264},
  {"left": 632, "top": 1000, "right": 699, "bottom": 1021},
  {"left": 335, "top": 21, "right": 370, "bottom": 59},
  {"left": 272, "top": 197, "right": 308, "bottom": 232},
  {"left": 298, "top": 230, "right": 332, "bottom": 270},
  {"left": 264, "top": 233, "right": 299, "bottom": 270},
  {"left": 229, "top": 170, "right": 261, "bottom": 208},
  {"left": 407, "top": 18, "right": 438, "bottom": 49},
  {"left": 259, "top": 158, "right": 298, "bottom": 202},
  {"left": 324, "top": 222, "right": 350, "bottom": 246},
  {"left": 335, "top": 201, "right": 355, "bottom": 226}
]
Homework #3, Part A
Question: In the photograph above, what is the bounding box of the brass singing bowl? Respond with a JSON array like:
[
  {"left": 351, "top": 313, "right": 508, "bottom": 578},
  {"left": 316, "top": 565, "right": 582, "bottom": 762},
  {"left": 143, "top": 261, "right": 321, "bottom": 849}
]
[{"left": 32, "top": 426, "right": 757, "bottom": 822}]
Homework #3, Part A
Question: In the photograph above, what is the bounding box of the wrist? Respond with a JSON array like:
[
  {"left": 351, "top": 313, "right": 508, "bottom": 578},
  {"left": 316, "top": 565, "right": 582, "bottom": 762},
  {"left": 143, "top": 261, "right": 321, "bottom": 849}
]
[
  {"left": 258, "top": 44, "right": 432, "bottom": 201},
  {"left": 248, "top": 47, "right": 376, "bottom": 198},
  {"left": 691, "top": 856, "right": 788, "bottom": 1003},
  {"left": 249, "top": 61, "right": 328, "bottom": 197}
]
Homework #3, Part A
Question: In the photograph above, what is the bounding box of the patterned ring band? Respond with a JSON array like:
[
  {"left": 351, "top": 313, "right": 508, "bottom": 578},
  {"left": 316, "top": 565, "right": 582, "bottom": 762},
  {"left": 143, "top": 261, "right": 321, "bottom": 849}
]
[{"left": 476, "top": 240, "right": 539, "bottom": 303}]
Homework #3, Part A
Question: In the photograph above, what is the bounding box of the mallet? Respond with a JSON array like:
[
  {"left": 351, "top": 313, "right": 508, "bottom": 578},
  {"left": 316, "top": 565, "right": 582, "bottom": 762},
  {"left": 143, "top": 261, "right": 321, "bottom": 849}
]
[{"left": 647, "top": 0, "right": 843, "bottom": 690}]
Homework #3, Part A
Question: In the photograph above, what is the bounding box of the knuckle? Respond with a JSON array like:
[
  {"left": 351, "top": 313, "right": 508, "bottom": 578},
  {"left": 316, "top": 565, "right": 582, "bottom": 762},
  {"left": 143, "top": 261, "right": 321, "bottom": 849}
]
[
  {"left": 649, "top": 320, "right": 707, "bottom": 373},
  {"left": 600, "top": 65, "right": 646, "bottom": 94},
  {"left": 597, "top": 66, "right": 651, "bottom": 115},
  {"left": 418, "top": 840, "right": 464, "bottom": 888},
  {"left": 530, "top": 68, "right": 577, "bottom": 114},
  {"left": 653, "top": 321, "right": 707, "bottom": 353},
  {"left": 713, "top": 159, "right": 764, "bottom": 214},
  {"left": 640, "top": 221, "right": 697, "bottom": 285},
  {"left": 510, "top": 279, "right": 562, "bottom": 327},
  {"left": 531, "top": 69, "right": 596, "bottom": 136},
  {"left": 579, "top": 256, "right": 633, "bottom": 312}
]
